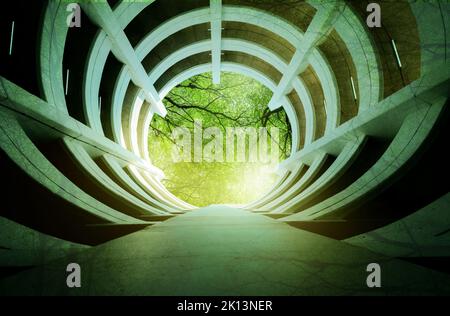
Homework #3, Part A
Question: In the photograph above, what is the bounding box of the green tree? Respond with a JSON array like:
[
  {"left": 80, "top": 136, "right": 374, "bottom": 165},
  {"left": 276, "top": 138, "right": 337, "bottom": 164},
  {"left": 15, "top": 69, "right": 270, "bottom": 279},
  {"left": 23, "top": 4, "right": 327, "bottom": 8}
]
[{"left": 149, "top": 72, "right": 292, "bottom": 207}]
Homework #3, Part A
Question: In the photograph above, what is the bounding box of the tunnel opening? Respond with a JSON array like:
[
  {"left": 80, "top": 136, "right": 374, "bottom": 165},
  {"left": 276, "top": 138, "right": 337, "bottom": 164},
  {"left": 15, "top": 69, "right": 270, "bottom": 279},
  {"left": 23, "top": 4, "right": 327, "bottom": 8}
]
[{"left": 148, "top": 71, "right": 292, "bottom": 207}]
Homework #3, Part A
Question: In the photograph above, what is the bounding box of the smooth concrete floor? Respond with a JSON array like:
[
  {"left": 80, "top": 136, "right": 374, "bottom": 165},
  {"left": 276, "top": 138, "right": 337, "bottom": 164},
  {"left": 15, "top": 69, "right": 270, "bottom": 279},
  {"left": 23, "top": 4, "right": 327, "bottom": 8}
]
[{"left": 1, "top": 206, "right": 450, "bottom": 295}]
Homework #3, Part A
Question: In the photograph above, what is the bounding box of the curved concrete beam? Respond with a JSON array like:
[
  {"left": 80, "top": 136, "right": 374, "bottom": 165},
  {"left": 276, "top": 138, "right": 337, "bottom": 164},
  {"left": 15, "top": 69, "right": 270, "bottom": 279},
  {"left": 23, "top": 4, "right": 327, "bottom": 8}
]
[
  {"left": 99, "top": 154, "right": 185, "bottom": 212},
  {"left": 83, "top": 1, "right": 156, "bottom": 134},
  {"left": 273, "top": 134, "right": 367, "bottom": 214},
  {"left": 62, "top": 138, "right": 169, "bottom": 216},
  {"left": 81, "top": 4, "right": 356, "bottom": 211},
  {"left": 127, "top": 39, "right": 307, "bottom": 161},
  {"left": 0, "top": 111, "right": 141, "bottom": 224},
  {"left": 110, "top": 6, "right": 342, "bottom": 153},
  {"left": 282, "top": 97, "right": 447, "bottom": 221},
  {"left": 244, "top": 163, "right": 305, "bottom": 210},
  {"left": 126, "top": 165, "right": 192, "bottom": 211},
  {"left": 141, "top": 62, "right": 299, "bottom": 163},
  {"left": 39, "top": 0, "right": 69, "bottom": 113},
  {"left": 255, "top": 152, "right": 329, "bottom": 213}
]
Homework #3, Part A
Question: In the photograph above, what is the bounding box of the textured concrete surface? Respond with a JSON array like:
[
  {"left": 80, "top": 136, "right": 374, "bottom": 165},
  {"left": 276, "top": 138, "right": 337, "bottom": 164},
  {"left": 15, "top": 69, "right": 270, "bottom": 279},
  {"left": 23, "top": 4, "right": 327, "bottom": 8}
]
[
  {"left": 1, "top": 206, "right": 449, "bottom": 296},
  {"left": 0, "top": 218, "right": 88, "bottom": 267},
  {"left": 346, "top": 193, "right": 450, "bottom": 258}
]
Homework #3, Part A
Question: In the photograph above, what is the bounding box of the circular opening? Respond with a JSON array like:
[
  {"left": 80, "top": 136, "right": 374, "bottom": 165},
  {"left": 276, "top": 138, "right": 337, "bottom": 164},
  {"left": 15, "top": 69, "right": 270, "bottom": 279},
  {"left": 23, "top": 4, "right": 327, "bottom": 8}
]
[{"left": 149, "top": 72, "right": 292, "bottom": 207}]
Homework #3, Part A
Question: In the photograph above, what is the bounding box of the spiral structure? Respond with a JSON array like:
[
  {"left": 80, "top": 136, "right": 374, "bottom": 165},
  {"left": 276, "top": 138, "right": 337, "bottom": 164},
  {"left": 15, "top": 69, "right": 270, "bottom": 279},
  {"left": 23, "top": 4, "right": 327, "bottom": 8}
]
[{"left": 0, "top": 0, "right": 449, "bottom": 295}]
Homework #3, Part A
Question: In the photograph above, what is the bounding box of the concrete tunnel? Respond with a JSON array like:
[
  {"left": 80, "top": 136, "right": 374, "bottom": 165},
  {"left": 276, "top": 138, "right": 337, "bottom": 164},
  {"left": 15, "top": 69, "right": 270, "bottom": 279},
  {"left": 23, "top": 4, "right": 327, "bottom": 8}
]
[{"left": 0, "top": 0, "right": 449, "bottom": 295}]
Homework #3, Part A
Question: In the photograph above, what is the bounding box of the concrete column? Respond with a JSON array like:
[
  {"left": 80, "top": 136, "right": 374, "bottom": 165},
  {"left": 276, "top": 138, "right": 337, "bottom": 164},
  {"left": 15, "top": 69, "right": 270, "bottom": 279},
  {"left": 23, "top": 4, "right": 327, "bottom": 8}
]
[
  {"left": 80, "top": 1, "right": 167, "bottom": 117},
  {"left": 0, "top": 108, "right": 143, "bottom": 225},
  {"left": 63, "top": 138, "right": 171, "bottom": 216},
  {"left": 257, "top": 153, "right": 329, "bottom": 213},
  {"left": 272, "top": 135, "right": 366, "bottom": 214},
  {"left": 279, "top": 66, "right": 449, "bottom": 171},
  {"left": 0, "top": 76, "right": 164, "bottom": 179},
  {"left": 282, "top": 96, "right": 447, "bottom": 221},
  {"left": 268, "top": 1, "right": 345, "bottom": 110},
  {"left": 210, "top": 0, "right": 222, "bottom": 84}
]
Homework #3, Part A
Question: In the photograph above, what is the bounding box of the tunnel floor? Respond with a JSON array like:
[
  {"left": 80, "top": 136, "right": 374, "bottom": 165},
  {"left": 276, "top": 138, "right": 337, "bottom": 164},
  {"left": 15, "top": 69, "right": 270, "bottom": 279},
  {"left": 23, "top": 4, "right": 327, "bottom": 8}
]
[{"left": 1, "top": 206, "right": 449, "bottom": 295}]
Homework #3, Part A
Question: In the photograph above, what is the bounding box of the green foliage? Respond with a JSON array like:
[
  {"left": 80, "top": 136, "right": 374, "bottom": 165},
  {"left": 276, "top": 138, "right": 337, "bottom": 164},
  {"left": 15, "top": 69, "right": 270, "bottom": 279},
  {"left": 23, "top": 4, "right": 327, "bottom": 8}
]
[{"left": 149, "top": 72, "right": 291, "bottom": 207}]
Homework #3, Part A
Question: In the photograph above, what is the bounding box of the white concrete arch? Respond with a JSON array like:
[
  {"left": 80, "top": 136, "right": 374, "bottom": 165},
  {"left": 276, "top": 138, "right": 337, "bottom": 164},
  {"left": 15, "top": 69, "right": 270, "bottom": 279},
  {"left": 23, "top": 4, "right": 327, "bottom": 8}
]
[
  {"left": 244, "top": 163, "right": 305, "bottom": 210},
  {"left": 282, "top": 97, "right": 447, "bottom": 221},
  {"left": 270, "top": 134, "right": 367, "bottom": 214},
  {"left": 140, "top": 62, "right": 300, "bottom": 166},
  {"left": 148, "top": 62, "right": 302, "bottom": 203},
  {"left": 126, "top": 42, "right": 336, "bottom": 208},
  {"left": 39, "top": 2, "right": 70, "bottom": 114},
  {"left": 132, "top": 6, "right": 340, "bottom": 125},
  {"left": 108, "top": 5, "right": 343, "bottom": 152},
  {"left": 79, "top": 0, "right": 382, "bottom": 211},
  {"left": 307, "top": 0, "right": 382, "bottom": 110},
  {"left": 136, "top": 62, "right": 299, "bottom": 210},
  {"left": 126, "top": 38, "right": 314, "bottom": 163},
  {"left": 125, "top": 37, "right": 338, "bottom": 206},
  {"left": 84, "top": 1, "right": 386, "bottom": 190},
  {"left": 0, "top": 109, "right": 146, "bottom": 224},
  {"left": 83, "top": 1, "right": 157, "bottom": 137}
]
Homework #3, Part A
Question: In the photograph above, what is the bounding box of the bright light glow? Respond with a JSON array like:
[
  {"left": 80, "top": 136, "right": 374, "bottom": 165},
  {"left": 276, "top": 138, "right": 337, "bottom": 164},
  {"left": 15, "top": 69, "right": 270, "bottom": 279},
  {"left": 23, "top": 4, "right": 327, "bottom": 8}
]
[
  {"left": 350, "top": 76, "right": 357, "bottom": 101},
  {"left": 391, "top": 39, "right": 403, "bottom": 68},
  {"left": 148, "top": 72, "right": 291, "bottom": 207},
  {"left": 9, "top": 21, "right": 14, "bottom": 56},
  {"left": 65, "top": 69, "right": 70, "bottom": 95}
]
